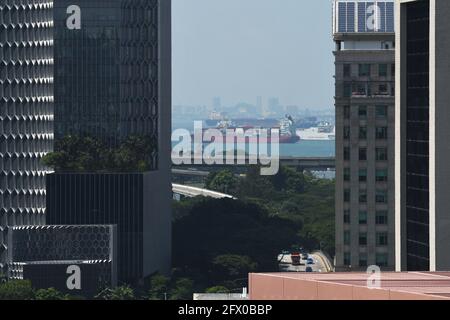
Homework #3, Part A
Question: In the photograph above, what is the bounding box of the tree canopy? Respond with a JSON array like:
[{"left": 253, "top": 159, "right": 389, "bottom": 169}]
[{"left": 42, "top": 135, "right": 156, "bottom": 172}]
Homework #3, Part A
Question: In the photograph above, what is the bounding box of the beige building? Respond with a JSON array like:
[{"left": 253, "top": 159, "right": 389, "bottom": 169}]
[{"left": 333, "top": 0, "right": 396, "bottom": 271}]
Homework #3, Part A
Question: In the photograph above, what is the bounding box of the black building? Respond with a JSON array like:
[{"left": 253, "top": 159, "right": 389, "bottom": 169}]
[
  {"left": 53, "top": 0, "right": 164, "bottom": 150},
  {"left": 46, "top": 173, "right": 169, "bottom": 284},
  {"left": 397, "top": 0, "right": 450, "bottom": 272},
  {"left": 404, "top": 0, "right": 430, "bottom": 271},
  {"left": 45, "top": 0, "right": 172, "bottom": 284}
]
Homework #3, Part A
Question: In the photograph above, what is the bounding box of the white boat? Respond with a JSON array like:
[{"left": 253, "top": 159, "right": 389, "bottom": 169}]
[{"left": 297, "top": 125, "right": 336, "bottom": 141}]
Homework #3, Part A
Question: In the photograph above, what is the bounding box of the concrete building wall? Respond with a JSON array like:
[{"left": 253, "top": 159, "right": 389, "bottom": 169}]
[
  {"left": 433, "top": 0, "right": 450, "bottom": 271},
  {"left": 334, "top": 42, "right": 396, "bottom": 271}
]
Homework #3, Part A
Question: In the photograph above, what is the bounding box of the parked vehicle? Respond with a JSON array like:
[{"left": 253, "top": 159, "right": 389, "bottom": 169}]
[
  {"left": 305, "top": 267, "right": 313, "bottom": 272},
  {"left": 291, "top": 253, "right": 301, "bottom": 266},
  {"left": 307, "top": 258, "right": 314, "bottom": 265}
]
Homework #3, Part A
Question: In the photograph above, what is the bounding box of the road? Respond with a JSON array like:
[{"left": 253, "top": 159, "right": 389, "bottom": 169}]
[{"left": 278, "top": 252, "right": 332, "bottom": 273}]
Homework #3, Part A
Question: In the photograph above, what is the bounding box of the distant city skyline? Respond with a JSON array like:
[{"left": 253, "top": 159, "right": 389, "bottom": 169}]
[{"left": 172, "top": 0, "right": 334, "bottom": 109}]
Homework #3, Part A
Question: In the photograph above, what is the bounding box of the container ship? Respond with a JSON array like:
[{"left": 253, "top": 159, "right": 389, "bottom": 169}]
[{"left": 198, "top": 115, "right": 300, "bottom": 144}]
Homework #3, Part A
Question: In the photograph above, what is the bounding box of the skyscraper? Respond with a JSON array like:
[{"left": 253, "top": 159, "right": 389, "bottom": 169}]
[
  {"left": 44, "top": 0, "right": 172, "bottom": 283},
  {"left": 0, "top": 0, "right": 54, "bottom": 272},
  {"left": 395, "top": 0, "right": 450, "bottom": 272},
  {"left": 333, "top": 0, "right": 396, "bottom": 271}
]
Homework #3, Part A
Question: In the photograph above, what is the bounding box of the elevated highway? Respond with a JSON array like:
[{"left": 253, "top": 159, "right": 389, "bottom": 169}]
[{"left": 172, "top": 183, "right": 235, "bottom": 200}]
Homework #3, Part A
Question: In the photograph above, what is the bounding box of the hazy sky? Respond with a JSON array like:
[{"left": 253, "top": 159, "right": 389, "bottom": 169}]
[{"left": 172, "top": 0, "right": 334, "bottom": 109}]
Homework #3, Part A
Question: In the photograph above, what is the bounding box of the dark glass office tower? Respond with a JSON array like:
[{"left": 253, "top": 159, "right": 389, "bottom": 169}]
[
  {"left": 53, "top": 0, "right": 161, "bottom": 159},
  {"left": 45, "top": 0, "right": 172, "bottom": 284},
  {"left": 0, "top": 0, "right": 54, "bottom": 272},
  {"left": 397, "top": 0, "right": 450, "bottom": 272},
  {"left": 405, "top": 0, "right": 430, "bottom": 271}
]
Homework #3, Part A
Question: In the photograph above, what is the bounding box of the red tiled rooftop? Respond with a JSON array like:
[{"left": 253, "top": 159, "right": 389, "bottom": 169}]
[{"left": 249, "top": 272, "right": 450, "bottom": 300}]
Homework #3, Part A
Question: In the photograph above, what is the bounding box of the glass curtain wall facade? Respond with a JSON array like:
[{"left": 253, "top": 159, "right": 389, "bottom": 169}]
[
  {"left": 405, "top": 0, "right": 430, "bottom": 271},
  {"left": 53, "top": 0, "right": 159, "bottom": 169}
]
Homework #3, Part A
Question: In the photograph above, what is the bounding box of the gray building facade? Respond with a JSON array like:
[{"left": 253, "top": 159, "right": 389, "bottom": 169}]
[
  {"left": 333, "top": 0, "right": 396, "bottom": 271},
  {"left": 1, "top": 0, "right": 172, "bottom": 287},
  {"left": 395, "top": 0, "right": 450, "bottom": 272},
  {"left": 46, "top": 172, "right": 170, "bottom": 284},
  {"left": 47, "top": 0, "right": 172, "bottom": 284},
  {"left": 0, "top": 0, "right": 54, "bottom": 272},
  {"left": 8, "top": 224, "right": 117, "bottom": 297}
]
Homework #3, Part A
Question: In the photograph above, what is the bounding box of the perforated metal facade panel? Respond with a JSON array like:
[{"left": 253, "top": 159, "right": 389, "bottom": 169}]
[{"left": 0, "top": 0, "right": 54, "bottom": 271}]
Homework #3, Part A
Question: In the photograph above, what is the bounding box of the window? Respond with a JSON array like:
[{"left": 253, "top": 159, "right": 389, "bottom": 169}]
[
  {"left": 343, "top": 64, "right": 351, "bottom": 77},
  {"left": 343, "top": 105, "right": 350, "bottom": 119},
  {"left": 376, "top": 105, "right": 388, "bottom": 118},
  {"left": 359, "top": 168, "right": 367, "bottom": 182},
  {"left": 376, "top": 190, "right": 388, "bottom": 203},
  {"left": 344, "top": 168, "right": 351, "bottom": 181},
  {"left": 343, "top": 83, "right": 352, "bottom": 97},
  {"left": 376, "top": 233, "right": 388, "bottom": 246},
  {"left": 379, "top": 64, "right": 388, "bottom": 77},
  {"left": 359, "top": 126, "right": 367, "bottom": 140},
  {"left": 359, "top": 211, "right": 367, "bottom": 225},
  {"left": 344, "top": 189, "right": 351, "bottom": 203},
  {"left": 354, "top": 83, "right": 368, "bottom": 96},
  {"left": 391, "top": 64, "right": 395, "bottom": 77},
  {"left": 344, "top": 252, "right": 351, "bottom": 266},
  {"left": 376, "top": 148, "right": 388, "bottom": 161},
  {"left": 376, "top": 127, "right": 388, "bottom": 140},
  {"left": 359, "top": 64, "right": 371, "bottom": 77},
  {"left": 359, "top": 148, "right": 367, "bottom": 161},
  {"left": 378, "top": 84, "right": 388, "bottom": 95},
  {"left": 344, "top": 231, "right": 351, "bottom": 246},
  {"left": 376, "top": 253, "right": 388, "bottom": 267},
  {"left": 376, "top": 210, "right": 388, "bottom": 225},
  {"left": 344, "top": 147, "right": 350, "bottom": 161},
  {"left": 359, "top": 253, "right": 368, "bottom": 267},
  {"left": 359, "top": 190, "right": 367, "bottom": 204},
  {"left": 376, "top": 168, "right": 388, "bottom": 182},
  {"left": 344, "top": 210, "right": 351, "bottom": 224},
  {"left": 359, "top": 233, "right": 367, "bottom": 246},
  {"left": 344, "top": 126, "right": 350, "bottom": 140},
  {"left": 358, "top": 106, "right": 367, "bottom": 118}
]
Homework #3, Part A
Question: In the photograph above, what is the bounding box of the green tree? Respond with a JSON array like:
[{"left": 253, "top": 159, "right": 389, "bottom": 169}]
[
  {"left": 95, "top": 286, "right": 135, "bottom": 300},
  {"left": 205, "top": 170, "right": 239, "bottom": 195},
  {"left": 112, "top": 135, "right": 156, "bottom": 172},
  {"left": 35, "top": 288, "right": 68, "bottom": 300},
  {"left": 42, "top": 135, "right": 156, "bottom": 172},
  {"left": 173, "top": 198, "right": 298, "bottom": 274},
  {"left": 205, "top": 286, "right": 230, "bottom": 294},
  {"left": 148, "top": 274, "right": 170, "bottom": 300},
  {"left": 42, "top": 135, "right": 109, "bottom": 172},
  {"left": 211, "top": 255, "right": 257, "bottom": 282},
  {"left": 169, "top": 278, "right": 194, "bottom": 300},
  {"left": 0, "top": 280, "right": 35, "bottom": 300}
]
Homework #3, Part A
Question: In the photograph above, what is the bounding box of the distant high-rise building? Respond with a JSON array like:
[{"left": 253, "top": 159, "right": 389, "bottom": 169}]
[
  {"left": 0, "top": 0, "right": 54, "bottom": 272},
  {"left": 256, "top": 96, "right": 263, "bottom": 116},
  {"left": 286, "top": 105, "right": 300, "bottom": 116},
  {"left": 213, "top": 97, "right": 221, "bottom": 110},
  {"left": 267, "top": 97, "right": 281, "bottom": 116},
  {"left": 395, "top": 0, "right": 450, "bottom": 272},
  {"left": 333, "top": 0, "right": 396, "bottom": 271}
]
